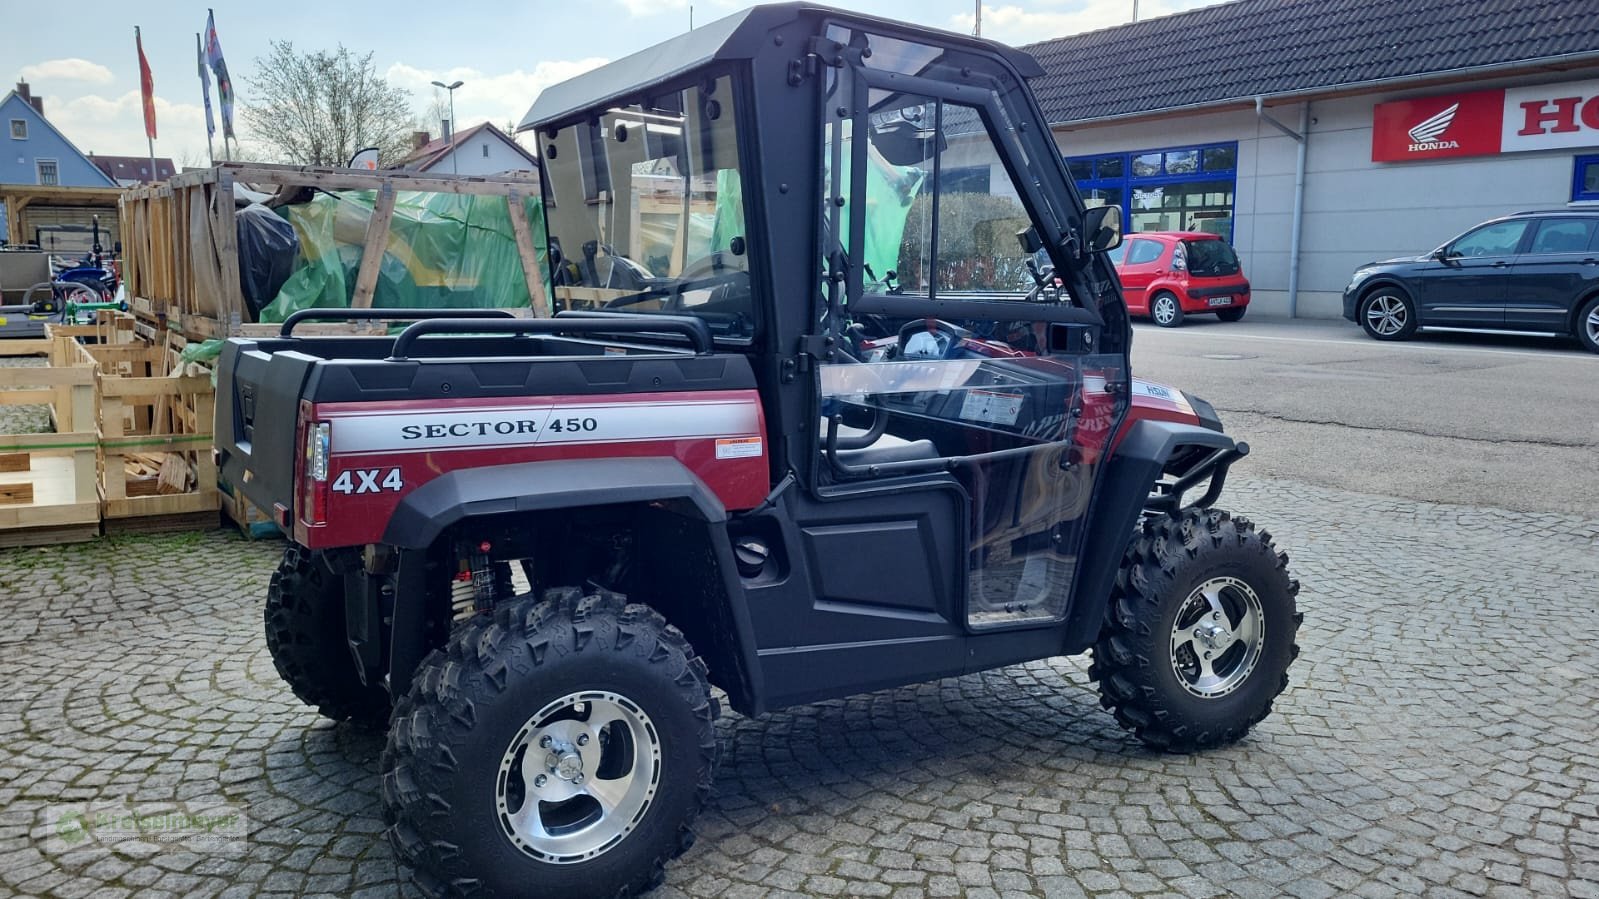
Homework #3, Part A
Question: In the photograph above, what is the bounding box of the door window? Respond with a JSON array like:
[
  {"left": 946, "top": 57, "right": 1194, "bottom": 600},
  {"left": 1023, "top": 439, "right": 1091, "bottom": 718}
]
[
  {"left": 1449, "top": 220, "right": 1529, "bottom": 258},
  {"left": 1527, "top": 219, "right": 1596, "bottom": 254},
  {"left": 818, "top": 82, "right": 1129, "bottom": 628},
  {"left": 1124, "top": 238, "right": 1164, "bottom": 266}
]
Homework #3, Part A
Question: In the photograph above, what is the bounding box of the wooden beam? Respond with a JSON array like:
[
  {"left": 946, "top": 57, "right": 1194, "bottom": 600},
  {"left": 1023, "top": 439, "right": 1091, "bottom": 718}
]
[
  {"left": 506, "top": 190, "right": 550, "bottom": 318},
  {"left": 351, "top": 183, "right": 397, "bottom": 309}
]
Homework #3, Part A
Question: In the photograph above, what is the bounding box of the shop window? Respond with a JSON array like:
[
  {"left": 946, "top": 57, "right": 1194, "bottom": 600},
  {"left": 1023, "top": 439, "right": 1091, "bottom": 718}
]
[
  {"left": 1573, "top": 155, "right": 1599, "bottom": 203},
  {"left": 1202, "top": 145, "right": 1236, "bottom": 172},
  {"left": 1068, "top": 159, "right": 1093, "bottom": 180},
  {"left": 1132, "top": 152, "right": 1162, "bottom": 176},
  {"left": 1165, "top": 149, "right": 1198, "bottom": 174},
  {"left": 1095, "top": 155, "right": 1123, "bottom": 178}
]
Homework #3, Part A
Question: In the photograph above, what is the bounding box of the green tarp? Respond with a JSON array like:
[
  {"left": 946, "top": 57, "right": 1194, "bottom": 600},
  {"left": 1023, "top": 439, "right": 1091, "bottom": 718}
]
[{"left": 257, "top": 189, "right": 548, "bottom": 323}]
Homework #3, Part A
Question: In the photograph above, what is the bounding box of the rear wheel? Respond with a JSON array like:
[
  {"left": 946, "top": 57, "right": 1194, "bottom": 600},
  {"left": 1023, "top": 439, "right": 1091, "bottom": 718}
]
[
  {"left": 1091, "top": 508, "right": 1301, "bottom": 752},
  {"left": 1576, "top": 294, "right": 1599, "bottom": 354},
  {"left": 264, "top": 544, "right": 390, "bottom": 727},
  {"left": 382, "top": 588, "right": 717, "bottom": 898},
  {"left": 1359, "top": 287, "right": 1418, "bottom": 340},
  {"left": 1151, "top": 292, "right": 1185, "bottom": 328},
  {"left": 1216, "top": 306, "right": 1246, "bottom": 323}
]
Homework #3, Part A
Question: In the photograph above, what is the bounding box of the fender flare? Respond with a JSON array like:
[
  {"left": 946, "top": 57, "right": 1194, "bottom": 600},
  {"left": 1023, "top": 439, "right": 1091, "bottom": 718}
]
[
  {"left": 380, "top": 457, "right": 766, "bottom": 713},
  {"left": 1060, "top": 420, "right": 1242, "bottom": 654},
  {"left": 383, "top": 457, "right": 728, "bottom": 548}
]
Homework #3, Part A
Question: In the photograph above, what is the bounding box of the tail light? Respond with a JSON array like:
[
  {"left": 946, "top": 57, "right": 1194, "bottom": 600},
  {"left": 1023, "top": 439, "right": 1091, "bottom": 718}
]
[
  {"left": 299, "top": 407, "right": 330, "bottom": 526},
  {"left": 1170, "top": 245, "right": 1187, "bottom": 273}
]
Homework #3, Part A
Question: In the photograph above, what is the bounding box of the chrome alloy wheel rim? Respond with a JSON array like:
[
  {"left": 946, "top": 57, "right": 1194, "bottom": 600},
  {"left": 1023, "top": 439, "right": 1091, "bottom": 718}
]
[
  {"left": 496, "top": 691, "right": 662, "bottom": 864},
  {"left": 1585, "top": 306, "right": 1599, "bottom": 346},
  {"left": 1153, "top": 295, "right": 1177, "bottom": 325},
  {"left": 1169, "top": 576, "right": 1265, "bottom": 698},
  {"left": 1365, "top": 294, "right": 1408, "bottom": 336}
]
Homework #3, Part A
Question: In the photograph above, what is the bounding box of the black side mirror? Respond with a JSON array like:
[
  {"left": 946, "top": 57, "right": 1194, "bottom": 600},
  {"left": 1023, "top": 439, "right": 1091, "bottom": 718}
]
[
  {"left": 1083, "top": 205, "right": 1123, "bottom": 253},
  {"left": 1432, "top": 246, "right": 1453, "bottom": 262},
  {"left": 1015, "top": 226, "right": 1044, "bottom": 254}
]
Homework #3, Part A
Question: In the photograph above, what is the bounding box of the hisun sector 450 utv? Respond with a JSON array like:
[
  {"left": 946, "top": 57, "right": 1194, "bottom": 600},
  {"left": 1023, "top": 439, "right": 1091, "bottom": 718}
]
[{"left": 217, "top": 6, "right": 1301, "bottom": 896}]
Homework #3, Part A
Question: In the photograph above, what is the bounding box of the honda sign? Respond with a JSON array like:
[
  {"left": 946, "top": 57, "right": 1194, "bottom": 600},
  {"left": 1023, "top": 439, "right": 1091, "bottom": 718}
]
[{"left": 1372, "top": 79, "right": 1599, "bottom": 162}]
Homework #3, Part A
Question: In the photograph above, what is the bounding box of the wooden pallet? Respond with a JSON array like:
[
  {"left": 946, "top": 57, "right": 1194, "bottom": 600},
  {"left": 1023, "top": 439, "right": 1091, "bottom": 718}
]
[
  {"left": 220, "top": 477, "right": 282, "bottom": 540},
  {"left": 0, "top": 353, "right": 101, "bottom": 547}
]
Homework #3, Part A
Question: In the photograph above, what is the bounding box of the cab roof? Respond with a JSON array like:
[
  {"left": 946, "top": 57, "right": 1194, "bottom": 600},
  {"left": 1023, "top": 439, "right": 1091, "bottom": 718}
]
[{"left": 517, "top": 2, "right": 1045, "bottom": 133}]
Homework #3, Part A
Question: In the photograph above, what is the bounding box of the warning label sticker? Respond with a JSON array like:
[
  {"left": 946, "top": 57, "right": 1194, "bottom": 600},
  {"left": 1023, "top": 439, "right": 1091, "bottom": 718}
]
[
  {"left": 715, "top": 437, "right": 763, "bottom": 459},
  {"left": 959, "top": 389, "right": 1024, "bottom": 426}
]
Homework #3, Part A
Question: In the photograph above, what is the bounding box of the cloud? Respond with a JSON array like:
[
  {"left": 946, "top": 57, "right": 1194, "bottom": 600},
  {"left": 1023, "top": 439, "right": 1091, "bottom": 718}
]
[
  {"left": 950, "top": 0, "right": 1228, "bottom": 45},
  {"left": 385, "top": 58, "right": 610, "bottom": 134},
  {"left": 46, "top": 90, "right": 212, "bottom": 164},
  {"left": 19, "top": 58, "right": 115, "bottom": 85}
]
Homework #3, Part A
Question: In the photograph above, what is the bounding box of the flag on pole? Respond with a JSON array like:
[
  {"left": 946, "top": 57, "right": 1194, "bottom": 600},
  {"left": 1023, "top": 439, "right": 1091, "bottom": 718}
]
[
  {"left": 136, "top": 26, "right": 157, "bottom": 140},
  {"left": 197, "top": 32, "right": 215, "bottom": 138},
  {"left": 204, "top": 10, "right": 235, "bottom": 139}
]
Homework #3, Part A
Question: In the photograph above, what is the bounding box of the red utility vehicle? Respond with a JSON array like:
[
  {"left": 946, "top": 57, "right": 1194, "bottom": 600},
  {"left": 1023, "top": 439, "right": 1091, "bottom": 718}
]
[
  {"left": 1113, "top": 231, "right": 1251, "bottom": 327},
  {"left": 217, "top": 9, "right": 1301, "bottom": 896}
]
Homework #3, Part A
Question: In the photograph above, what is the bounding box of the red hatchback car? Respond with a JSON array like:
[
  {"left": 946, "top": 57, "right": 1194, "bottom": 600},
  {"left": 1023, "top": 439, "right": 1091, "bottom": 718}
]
[{"left": 1112, "top": 231, "right": 1252, "bottom": 327}]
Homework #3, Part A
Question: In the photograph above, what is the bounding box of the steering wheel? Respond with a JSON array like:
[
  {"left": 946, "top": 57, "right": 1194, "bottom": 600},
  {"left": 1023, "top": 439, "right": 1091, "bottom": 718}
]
[{"left": 897, "top": 318, "right": 973, "bottom": 360}]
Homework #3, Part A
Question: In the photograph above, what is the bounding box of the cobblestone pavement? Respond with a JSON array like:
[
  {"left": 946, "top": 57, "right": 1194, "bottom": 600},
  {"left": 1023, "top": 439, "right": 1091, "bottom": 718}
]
[{"left": 0, "top": 477, "right": 1595, "bottom": 899}]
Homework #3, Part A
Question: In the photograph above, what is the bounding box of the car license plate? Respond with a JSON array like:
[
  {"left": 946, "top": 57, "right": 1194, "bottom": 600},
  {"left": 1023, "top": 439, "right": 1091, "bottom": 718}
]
[{"left": 1207, "top": 296, "right": 1232, "bottom": 307}]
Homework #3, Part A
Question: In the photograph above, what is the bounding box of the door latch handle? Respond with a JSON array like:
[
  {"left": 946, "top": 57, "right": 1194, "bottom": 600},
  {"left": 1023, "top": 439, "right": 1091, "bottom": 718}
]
[{"left": 1491, "top": 261, "right": 1509, "bottom": 268}]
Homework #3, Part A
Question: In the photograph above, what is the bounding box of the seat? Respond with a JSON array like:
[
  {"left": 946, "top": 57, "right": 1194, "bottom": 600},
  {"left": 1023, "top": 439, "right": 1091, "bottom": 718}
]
[{"left": 835, "top": 438, "right": 940, "bottom": 467}]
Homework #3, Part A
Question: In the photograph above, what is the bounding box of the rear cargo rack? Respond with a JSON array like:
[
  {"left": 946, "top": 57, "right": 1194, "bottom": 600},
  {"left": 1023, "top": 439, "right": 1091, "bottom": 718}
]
[
  {"left": 278, "top": 307, "right": 517, "bottom": 337},
  {"left": 387, "top": 314, "right": 714, "bottom": 359}
]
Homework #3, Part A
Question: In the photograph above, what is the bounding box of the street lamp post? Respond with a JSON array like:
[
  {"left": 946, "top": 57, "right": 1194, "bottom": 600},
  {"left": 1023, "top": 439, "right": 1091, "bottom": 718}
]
[{"left": 430, "top": 79, "right": 464, "bottom": 174}]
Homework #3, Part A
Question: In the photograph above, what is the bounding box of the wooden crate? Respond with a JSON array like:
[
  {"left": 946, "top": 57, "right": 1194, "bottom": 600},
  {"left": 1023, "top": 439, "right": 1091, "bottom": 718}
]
[
  {"left": 86, "top": 337, "right": 220, "bottom": 531},
  {"left": 0, "top": 341, "right": 101, "bottom": 546},
  {"left": 120, "top": 162, "right": 549, "bottom": 341},
  {"left": 219, "top": 476, "right": 281, "bottom": 540}
]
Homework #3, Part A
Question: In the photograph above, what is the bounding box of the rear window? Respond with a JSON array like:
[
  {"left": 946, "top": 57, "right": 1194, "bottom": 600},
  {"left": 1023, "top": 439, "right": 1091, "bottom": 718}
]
[{"left": 1182, "top": 238, "right": 1239, "bottom": 276}]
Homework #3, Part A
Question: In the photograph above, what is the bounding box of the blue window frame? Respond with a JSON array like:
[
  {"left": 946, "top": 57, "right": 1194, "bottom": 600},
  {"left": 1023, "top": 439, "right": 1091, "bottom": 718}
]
[
  {"left": 1573, "top": 155, "right": 1599, "bottom": 203},
  {"left": 1066, "top": 141, "right": 1238, "bottom": 240}
]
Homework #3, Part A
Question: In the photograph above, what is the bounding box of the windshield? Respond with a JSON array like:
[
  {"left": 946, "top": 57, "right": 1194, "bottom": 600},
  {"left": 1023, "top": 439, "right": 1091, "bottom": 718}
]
[
  {"left": 1182, "top": 238, "right": 1239, "bottom": 277},
  {"left": 539, "top": 73, "right": 754, "bottom": 341}
]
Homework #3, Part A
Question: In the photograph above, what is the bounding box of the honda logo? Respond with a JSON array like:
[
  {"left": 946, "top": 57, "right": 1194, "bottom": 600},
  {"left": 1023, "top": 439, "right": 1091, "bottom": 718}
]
[{"left": 1407, "top": 103, "right": 1461, "bottom": 151}]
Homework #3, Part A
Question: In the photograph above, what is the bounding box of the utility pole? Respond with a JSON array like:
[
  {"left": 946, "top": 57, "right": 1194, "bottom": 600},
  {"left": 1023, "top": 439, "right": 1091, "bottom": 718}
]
[
  {"left": 1133, "top": 0, "right": 1140, "bottom": 22},
  {"left": 431, "top": 80, "right": 464, "bottom": 174},
  {"left": 974, "top": 1, "right": 981, "bottom": 36}
]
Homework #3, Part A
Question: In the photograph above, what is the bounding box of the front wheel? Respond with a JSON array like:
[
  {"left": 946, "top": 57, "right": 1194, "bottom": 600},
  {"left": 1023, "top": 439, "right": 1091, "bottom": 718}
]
[
  {"left": 1576, "top": 294, "right": 1599, "bottom": 354},
  {"left": 1216, "top": 306, "right": 1246, "bottom": 323},
  {"left": 1091, "top": 508, "right": 1301, "bottom": 752},
  {"left": 1359, "top": 287, "right": 1418, "bottom": 340},
  {"left": 1150, "top": 292, "right": 1185, "bottom": 328},
  {"left": 382, "top": 588, "right": 718, "bottom": 898}
]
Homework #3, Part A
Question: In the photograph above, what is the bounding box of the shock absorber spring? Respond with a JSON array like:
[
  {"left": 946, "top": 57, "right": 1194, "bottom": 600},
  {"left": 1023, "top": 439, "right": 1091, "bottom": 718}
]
[{"left": 468, "top": 540, "right": 497, "bottom": 611}]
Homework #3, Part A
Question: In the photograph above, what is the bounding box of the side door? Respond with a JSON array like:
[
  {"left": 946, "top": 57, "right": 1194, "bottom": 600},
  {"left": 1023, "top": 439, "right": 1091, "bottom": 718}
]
[
  {"left": 1415, "top": 219, "right": 1531, "bottom": 327},
  {"left": 748, "top": 37, "right": 1129, "bottom": 709},
  {"left": 1115, "top": 237, "right": 1165, "bottom": 313},
  {"left": 1506, "top": 217, "right": 1599, "bottom": 332}
]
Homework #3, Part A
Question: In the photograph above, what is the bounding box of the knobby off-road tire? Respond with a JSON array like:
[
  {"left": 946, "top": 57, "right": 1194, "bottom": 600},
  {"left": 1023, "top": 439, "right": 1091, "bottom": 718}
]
[
  {"left": 1091, "top": 508, "right": 1301, "bottom": 752},
  {"left": 263, "top": 544, "right": 390, "bottom": 728},
  {"left": 382, "top": 588, "right": 718, "bottom": 899}
]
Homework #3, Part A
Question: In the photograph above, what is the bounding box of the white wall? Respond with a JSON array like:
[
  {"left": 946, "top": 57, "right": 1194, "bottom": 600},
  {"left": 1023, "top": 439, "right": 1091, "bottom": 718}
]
[
  {"left": 1052, "top": 71, "right": 1594, "bottom": 318},
  {"left": 432, "top": 131, "right": 537, "bottom": 178}
]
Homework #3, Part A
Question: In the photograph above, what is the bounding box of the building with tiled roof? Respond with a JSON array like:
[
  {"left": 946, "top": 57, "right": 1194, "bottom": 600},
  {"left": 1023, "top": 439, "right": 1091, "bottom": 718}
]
[{"left": 1019, "top": 0, "right": 1599, "bottom": 318}]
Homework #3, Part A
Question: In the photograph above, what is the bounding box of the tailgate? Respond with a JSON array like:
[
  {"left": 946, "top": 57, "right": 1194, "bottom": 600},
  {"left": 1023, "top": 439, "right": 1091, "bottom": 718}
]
[{"left": 216, "top": 339, "right": 320, "bottom": 518}]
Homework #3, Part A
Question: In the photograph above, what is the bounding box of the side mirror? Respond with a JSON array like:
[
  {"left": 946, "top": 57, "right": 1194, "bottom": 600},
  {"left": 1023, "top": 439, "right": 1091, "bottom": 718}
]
[
  {"left": 1432, "top": 246, "right": 1453, "bottom": 262},
  {"left": 1015, "top": 226, "right": 1044, "bottom": 254},
  {"left": 1083, "top": 205, "right": 1123, "bottom": 253}
]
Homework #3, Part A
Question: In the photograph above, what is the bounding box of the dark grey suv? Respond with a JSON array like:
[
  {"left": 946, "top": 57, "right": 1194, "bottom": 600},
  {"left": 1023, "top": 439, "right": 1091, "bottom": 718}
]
[{"left": 1343, "top": 210, "right": 1599, "bottom": 353}]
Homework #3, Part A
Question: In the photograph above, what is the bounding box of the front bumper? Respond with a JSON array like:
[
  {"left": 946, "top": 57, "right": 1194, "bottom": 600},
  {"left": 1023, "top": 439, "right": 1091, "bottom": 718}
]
[{"left": 1341, "top": 284, "right": 1360, "bottom": 322}]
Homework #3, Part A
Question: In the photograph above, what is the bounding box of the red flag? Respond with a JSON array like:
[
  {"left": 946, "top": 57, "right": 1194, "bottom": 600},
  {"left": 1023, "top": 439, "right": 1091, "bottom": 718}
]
[{"left": 137, "top": 26, "right": 156, "bottom": 140}]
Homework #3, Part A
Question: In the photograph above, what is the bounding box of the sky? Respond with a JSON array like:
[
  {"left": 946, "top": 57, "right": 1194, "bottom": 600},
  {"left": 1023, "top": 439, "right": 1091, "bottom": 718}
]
[{"left": 1, "top": 0, "right": 1228, "bottom": 167}]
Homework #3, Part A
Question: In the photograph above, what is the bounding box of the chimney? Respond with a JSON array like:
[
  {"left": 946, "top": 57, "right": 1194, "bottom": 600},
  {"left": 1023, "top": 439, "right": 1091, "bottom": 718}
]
[
  {"left": 412, "top": 130, "right": 431, "bottom": 150},
  {"left": 15, "top": 81, "right": 43, "bottom": 115}
]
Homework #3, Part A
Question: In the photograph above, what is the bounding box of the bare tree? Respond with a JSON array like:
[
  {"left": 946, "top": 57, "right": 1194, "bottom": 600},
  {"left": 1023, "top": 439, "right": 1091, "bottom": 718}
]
[{"left": 242, "top": 41, "right": 416, "bottom": 166}]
